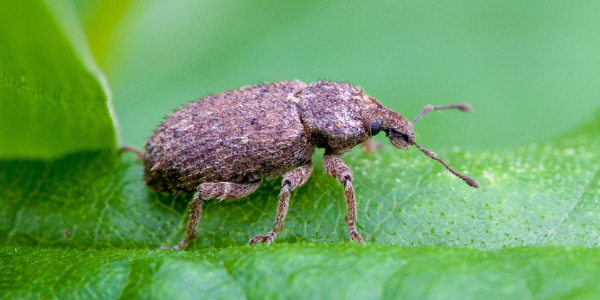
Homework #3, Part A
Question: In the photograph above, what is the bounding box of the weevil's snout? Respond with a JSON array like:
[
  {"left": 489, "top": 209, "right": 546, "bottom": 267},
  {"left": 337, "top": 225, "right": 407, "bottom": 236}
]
[
  {"left": 386, "top": 129, "right": 414, "bottom": 149},
  {"left": 362, "top": 96, "right": 414, "bottom": 149}
]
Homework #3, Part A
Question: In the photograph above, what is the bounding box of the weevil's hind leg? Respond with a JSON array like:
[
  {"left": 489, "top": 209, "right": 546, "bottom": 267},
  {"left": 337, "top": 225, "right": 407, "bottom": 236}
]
[
  {"left": 323, "top": 154, "right": 364, "bottom": 243},
  {"left": 118, "top": 145, "right": 144, "bottom": 160},
  {"left": 158, "top": 180, "right": 261, "bottom": 251},
  {"left": 250, "top": 161, "right": 313, "bottom": 245}
]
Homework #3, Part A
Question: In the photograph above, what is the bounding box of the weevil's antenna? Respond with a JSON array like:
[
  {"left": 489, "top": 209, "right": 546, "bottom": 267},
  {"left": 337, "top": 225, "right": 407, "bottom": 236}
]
[
  {"left": 411, "top": 140, "right": 480, "bottom": 188},
  {"left": 412, "top": 104, "right": 472, "bottom": 124}
]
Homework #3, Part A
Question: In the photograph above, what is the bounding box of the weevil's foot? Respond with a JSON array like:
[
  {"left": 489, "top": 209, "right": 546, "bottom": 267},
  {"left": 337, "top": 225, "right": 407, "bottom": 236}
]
[
  {"left": 348, "top": 223, "right": 364, "bottom": 244},
  {"left": 350, "top": 230, "right": 364, "bottom": 243},
  {"left": 157, "top": 239, "right": 188, "bottom": 251},
  {"left": 249, "top": 230, "right": 277, "bottom": 245}
]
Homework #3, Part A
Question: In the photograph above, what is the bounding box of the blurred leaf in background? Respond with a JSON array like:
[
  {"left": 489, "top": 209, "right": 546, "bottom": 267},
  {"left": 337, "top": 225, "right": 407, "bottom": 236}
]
[
  {"left": 79, "top": 0, "right": 600, "bottom": 150},
  {"left": 0, "top": 0, "right": 117, "bottom": 159}
]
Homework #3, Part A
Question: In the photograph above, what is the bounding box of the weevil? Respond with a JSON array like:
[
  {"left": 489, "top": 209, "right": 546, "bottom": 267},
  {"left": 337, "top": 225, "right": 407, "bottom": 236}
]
[{"left": 137, "top": 80, "right": 479, "bottom": 250}]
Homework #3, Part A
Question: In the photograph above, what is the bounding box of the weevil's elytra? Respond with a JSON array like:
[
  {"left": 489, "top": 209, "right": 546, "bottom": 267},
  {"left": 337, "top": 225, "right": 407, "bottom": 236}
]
[{"left": 141, "top": 80, "right": 479, "bottom": 250}]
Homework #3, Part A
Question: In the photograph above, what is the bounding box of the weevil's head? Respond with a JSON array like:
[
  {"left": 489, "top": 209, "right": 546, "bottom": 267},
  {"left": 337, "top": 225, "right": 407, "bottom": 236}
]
[
  {"left": 361, "top": 96, "right": 415, "bottom": 149},
  {"left": 362, "top": 95, "right": 480, "bottom": 188}
]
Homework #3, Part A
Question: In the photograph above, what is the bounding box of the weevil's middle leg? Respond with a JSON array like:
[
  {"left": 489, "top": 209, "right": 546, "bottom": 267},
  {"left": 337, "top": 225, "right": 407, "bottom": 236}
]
[
  {"left": 323, "top": 154, "right": 364, "bottom": 243},
  {"left": 250, "top": 161, "right": 313, "bottom": 245},
  {"left": 159, "top": 180, "right": 261, "bottom": 251}
]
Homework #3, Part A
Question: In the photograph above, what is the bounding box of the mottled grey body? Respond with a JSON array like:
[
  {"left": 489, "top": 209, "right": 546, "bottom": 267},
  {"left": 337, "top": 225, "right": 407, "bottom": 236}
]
[
  {"left": 141, "top": 80, "right": 478, "bottom": 250},
  {"left": 144, "top": 80, "right": 386, "bottom": 193},
  {"left": 144, "top": 81, "right": 313, "bottom": 193}
]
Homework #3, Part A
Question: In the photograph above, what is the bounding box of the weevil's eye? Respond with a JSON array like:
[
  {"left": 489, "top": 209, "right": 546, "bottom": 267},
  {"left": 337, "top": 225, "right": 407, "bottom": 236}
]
[{"left": 370, "top": 121, "right": 381, "bottom": 136}]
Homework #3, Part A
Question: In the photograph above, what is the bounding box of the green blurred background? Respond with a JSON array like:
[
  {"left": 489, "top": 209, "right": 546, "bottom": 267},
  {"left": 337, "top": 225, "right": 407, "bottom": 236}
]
[{"left": 75, "top": 0, "right": 600, "bottom": 150}]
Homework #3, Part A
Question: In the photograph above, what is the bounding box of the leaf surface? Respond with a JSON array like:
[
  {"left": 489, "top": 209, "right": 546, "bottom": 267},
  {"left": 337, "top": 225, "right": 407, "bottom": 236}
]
[
  {"left": 1, "top": 113, "right": 599, "bottom": 298},
  {"left": 2, "top": 114, "right": 599, "bottom": 250},
  {"left": 4, "top": 245, "right": 600, "bottom": 299}
]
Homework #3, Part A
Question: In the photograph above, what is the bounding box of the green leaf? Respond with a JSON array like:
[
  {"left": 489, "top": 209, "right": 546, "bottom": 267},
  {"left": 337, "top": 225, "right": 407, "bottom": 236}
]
[
  {"left": 2, "top": 112, "right": 599, "bottom": 297},
  {"left": 4, "top": 245, "right": 600, "bottom": 299},
  {"left": 2, "top": 113, "right": 599, "bottom": 250},
  {"left": 0, "top": 0, "right": 117, "bottom": 159},
  {"left": 3, "top": 0, "right": 600, "bottom": 298}
]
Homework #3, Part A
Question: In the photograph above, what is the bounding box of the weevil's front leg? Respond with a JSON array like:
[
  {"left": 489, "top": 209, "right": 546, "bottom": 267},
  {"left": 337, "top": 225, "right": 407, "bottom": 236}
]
[
  {"left": 159, "top": 181, "right": 261, "bottom": 251},
  {"left": 250, "top": 161, "right": 313, "bottom": 245},
  {"left": 323, "top": 154, "right": 364, "bottom": 243},
  {"left": 360, "top": 138, "right": 383, "bottom": 154}
]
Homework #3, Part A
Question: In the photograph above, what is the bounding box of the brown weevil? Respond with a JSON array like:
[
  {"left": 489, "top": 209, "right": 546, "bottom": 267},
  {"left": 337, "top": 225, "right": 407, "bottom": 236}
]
[{"left": 138, "top": 80, "right": 479, "bottom": 250}]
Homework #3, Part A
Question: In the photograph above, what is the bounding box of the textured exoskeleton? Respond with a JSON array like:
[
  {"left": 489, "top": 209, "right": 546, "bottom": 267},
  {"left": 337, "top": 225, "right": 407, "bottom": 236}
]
[{"left": 142, "top": 80, "right": 479, "bottom": 250}]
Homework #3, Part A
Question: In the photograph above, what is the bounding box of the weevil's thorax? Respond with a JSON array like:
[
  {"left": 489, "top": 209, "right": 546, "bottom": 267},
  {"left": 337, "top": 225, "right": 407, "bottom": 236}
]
[{"left": 298, "top": 81, "right": 370, "bottom": 154}]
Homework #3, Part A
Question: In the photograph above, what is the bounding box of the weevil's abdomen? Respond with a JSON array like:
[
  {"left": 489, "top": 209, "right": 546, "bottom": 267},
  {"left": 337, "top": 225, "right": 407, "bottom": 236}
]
[{"left": 143, "top": 81, "right": 314, "bottom": 193}]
